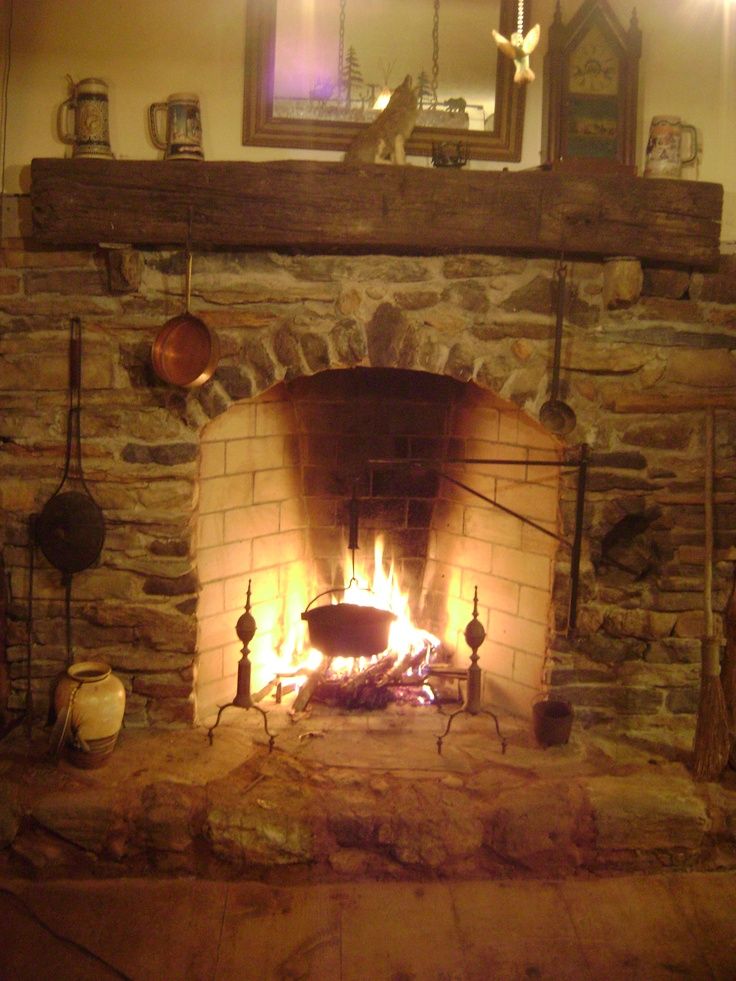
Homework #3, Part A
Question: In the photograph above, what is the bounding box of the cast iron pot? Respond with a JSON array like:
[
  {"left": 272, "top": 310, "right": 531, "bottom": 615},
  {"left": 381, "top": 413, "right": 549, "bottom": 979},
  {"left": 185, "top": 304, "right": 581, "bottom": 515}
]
[{"left": 301, "top": 603, "right": 396, "bottom": 659}]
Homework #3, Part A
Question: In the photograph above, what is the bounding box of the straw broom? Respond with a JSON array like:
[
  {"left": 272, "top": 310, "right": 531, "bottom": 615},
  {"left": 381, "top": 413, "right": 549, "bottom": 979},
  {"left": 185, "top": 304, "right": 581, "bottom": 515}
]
[
  {"left": 721, "top": 563, "right": 736, "bottom": 768},
  {"left": 692, "top": 409, "right": 731, "bottom": 781}
]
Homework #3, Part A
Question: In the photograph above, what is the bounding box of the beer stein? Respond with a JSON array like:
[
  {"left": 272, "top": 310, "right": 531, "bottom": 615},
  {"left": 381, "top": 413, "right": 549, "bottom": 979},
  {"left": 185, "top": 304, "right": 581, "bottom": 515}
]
[
  {"left": 57, "top": 77, "right": 114, "bottom": 159},
  {"left": 644, "top": 116, "right": 698, "bottom": 179},
  {"left": 148, "top": 93, "right": 204, "bottom": 161}
]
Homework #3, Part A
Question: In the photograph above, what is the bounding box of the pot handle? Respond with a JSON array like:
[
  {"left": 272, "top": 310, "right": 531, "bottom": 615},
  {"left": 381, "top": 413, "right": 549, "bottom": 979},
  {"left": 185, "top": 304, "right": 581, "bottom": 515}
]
[
  {"left": 184, "top": 249, "right": 193, "bottom": 313},
  {"left": 48, "top": 681, "right": 80, "bottom": 756},
  {"left": 147, "top": 102, "right": 168, "bottom": 151}
]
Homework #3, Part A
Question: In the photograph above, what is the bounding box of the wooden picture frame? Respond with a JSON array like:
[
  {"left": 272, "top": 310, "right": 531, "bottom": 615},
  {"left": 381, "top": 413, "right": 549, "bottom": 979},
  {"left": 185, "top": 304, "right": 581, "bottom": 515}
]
[
  {"left": 542, "top": 0, "right": 641, "bottom": 171},
  {"left": 243, "top": 0, "right": 530, "bottom": 162}
]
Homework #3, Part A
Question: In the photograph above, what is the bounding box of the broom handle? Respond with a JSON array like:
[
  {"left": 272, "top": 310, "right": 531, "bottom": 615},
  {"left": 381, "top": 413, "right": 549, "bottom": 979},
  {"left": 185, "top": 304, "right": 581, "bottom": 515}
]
[{"left": 705, "top": 408, "right": 715, "bottom": 637}]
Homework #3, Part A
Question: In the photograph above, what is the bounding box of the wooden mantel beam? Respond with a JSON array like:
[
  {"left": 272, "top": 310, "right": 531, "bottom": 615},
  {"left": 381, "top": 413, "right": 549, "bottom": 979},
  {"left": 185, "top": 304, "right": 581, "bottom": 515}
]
[{"left": 30, "top": 158, "right": 723, "bottom": 266}]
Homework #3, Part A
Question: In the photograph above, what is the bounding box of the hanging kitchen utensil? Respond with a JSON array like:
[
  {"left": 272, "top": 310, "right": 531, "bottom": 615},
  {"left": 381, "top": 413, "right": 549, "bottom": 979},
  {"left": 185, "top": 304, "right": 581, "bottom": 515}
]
[
  {"left": 35, "top": 317, "right": 105, "bottom": 574},
  {"left": 300, "top": 485, "right": 396, "bottom": 660},
  {"left": 692, "top": 408, "right": 730, "bottom": 780},
  {"left": 151, "top": 249, "right": 219, "bottom": 388},
  {"left": 540, "top": 258, "right": 577, "bottom": 436},
  {"left": 0, "top": 551, "right": 11, "bottom": 729}
]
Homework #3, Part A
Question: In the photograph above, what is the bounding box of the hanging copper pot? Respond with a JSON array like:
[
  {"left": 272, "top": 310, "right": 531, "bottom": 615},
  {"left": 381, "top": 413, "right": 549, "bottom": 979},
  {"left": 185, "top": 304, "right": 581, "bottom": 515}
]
[{"left": 151, "top": 250, "right": 219, "bottom": 388}]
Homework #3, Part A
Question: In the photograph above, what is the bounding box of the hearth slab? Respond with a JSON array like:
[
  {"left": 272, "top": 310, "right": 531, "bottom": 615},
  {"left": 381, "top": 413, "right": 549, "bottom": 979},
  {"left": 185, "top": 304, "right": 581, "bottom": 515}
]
[{"left": 1, "top": 705, "right": 735, "bottom": 882}]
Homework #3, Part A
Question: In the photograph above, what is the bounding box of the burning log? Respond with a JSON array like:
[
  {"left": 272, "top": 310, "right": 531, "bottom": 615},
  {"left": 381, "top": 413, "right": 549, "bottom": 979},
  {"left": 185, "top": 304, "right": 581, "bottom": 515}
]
[
  {"left": 381, "top": 649, "right": 430, "bottom": 686},
  {"left": 291, "top": 658, "right": 328, "bottom": 713},
  {"left": 298, "top": 648, "right": 434, "bottom": 711},
  {"left": 313, "top": 678, "right": 395, "bottom": 710},
  {"left": 343, "top": 653, "right": 397, "bottom": 693},
  {"left": 329, "top": 652, "right": 399, "bottom": 709}
]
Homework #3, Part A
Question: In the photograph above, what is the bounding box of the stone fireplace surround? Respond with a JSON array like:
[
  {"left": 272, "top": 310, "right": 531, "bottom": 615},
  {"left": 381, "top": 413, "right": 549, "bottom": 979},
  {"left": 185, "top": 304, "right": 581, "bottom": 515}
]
[{"left": 1, "top": 234, "right": 735, "bottom": 755}]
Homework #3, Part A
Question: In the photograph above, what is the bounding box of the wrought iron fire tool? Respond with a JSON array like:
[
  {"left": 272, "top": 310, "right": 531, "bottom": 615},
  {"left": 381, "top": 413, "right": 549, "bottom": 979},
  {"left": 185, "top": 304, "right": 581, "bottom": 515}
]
[
  {"left": 206, "top": 580, "right": 275, "bottom": 751},
  {"left": 435, "top": 587, "right": 507, "bottom": 755},
  {"left": 368, "top": 447, "right": 589, "bottom": 636}
]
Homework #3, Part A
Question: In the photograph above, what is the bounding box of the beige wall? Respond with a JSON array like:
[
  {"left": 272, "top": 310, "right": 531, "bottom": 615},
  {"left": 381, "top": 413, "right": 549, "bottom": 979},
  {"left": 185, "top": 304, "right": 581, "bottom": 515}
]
[
  {"left": 0, "top": 0, "right": 12, "bottom": 238},
  {"left": 3, "top": 0, "right": 735, "bottom": 239}
]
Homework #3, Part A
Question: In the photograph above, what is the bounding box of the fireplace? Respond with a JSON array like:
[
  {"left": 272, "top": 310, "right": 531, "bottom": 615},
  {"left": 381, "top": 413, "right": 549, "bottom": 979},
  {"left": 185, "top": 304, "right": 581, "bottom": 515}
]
[
  {"left": 0, "top": 148, "right": 733, "bottom": 903},
  {"left": 1, "top": 219, "right": 733, "bottom": 754},
  {"left": 195, "top": 367, "right": 562, "bottom": 723}
]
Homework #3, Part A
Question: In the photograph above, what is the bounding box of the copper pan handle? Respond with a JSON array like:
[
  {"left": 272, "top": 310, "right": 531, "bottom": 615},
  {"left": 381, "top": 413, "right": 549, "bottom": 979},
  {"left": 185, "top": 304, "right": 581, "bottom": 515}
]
[{"left": 184, "top": 250, "right": 193, "bottom": 313}]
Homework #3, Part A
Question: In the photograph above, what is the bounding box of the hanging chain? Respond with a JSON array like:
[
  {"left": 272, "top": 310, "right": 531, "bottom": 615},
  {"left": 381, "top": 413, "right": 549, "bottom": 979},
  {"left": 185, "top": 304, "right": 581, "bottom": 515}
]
[
  {"left": 517, "top": 0, "right": 525, "bottom": 35},
  {"left": 431, "top": 0, "right": 440, "bottom": 105},
  {"left": 338, "top": 0, "right": 346, "bottom": 96}
]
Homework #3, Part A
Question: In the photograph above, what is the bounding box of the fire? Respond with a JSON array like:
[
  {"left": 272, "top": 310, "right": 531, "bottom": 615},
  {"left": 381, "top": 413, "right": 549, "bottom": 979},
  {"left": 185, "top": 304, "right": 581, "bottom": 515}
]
[
  {"left": 270, "top": 535, "right": 439, "bottom": 703},
  {"left": 343, "top": 535, "right": 439, "bottom": 665}
]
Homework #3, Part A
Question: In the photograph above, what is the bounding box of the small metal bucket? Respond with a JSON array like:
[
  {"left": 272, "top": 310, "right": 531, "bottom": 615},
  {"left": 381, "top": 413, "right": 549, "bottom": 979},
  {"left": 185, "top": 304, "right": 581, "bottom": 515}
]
[{"left": 532, "top": 697, "right": 573, "bottom": 747}]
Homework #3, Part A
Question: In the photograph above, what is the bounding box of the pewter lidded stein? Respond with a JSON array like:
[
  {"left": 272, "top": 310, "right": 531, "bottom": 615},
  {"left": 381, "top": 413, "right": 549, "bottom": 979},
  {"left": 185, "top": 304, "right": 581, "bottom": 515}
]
[{"left": 57, "top": 76, "right": 114, "bottom": 158}]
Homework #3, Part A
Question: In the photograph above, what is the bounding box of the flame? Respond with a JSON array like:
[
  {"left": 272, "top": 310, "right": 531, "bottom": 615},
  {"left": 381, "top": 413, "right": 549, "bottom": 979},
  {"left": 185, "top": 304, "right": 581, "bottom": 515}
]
[
  {"left": 343, "top": 536, "right": 439, "bottom": 665},
  {"left": 268, "top": 535, "right": 439, "bottom": 695}
]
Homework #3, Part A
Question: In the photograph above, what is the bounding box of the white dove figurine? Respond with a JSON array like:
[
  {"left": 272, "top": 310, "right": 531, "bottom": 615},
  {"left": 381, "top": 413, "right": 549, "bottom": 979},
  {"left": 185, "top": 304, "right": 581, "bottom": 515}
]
[{"left": 492, "top": 23, "right": 540, "bottom": 85}]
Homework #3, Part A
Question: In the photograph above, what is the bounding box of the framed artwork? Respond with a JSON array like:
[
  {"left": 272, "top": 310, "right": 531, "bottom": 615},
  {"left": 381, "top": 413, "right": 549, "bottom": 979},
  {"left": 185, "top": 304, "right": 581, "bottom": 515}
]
[
  {"left": 243, "top": 0, "right": 531, "bottom": 162},
  {"left": 542, "top": 0, "right": 641, "bottom": 170}
]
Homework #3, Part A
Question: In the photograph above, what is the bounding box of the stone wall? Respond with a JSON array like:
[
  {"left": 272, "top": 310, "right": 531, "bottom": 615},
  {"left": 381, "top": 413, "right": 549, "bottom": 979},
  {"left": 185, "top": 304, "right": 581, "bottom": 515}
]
[{"left": 0, "top": 230, "right": 734, "bottom": 743}]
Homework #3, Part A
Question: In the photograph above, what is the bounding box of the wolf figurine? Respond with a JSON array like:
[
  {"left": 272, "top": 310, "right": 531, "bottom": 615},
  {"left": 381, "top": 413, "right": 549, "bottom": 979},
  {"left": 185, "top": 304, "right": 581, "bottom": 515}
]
[{"left": 344, "top": 75, "right": 419, "bottom": 165}]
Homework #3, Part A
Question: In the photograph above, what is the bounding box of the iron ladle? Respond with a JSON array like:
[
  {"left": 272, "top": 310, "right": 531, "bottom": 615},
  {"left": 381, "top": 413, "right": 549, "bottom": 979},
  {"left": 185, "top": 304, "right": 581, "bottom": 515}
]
[{"left": 539, "top": 259, "right": 576, "bottom": 436}]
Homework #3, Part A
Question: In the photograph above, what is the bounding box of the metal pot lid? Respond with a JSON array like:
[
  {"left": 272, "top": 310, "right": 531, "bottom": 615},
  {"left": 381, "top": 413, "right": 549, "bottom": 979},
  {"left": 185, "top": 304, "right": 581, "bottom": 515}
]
[{"left": 36, "top": 490, "right": 105, "bottom": 573}]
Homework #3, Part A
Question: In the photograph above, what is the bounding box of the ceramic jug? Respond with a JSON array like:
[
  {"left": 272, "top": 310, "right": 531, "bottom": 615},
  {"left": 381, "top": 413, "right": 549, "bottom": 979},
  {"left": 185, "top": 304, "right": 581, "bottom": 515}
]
[{"left": 53, "top": 660, "right": 125, "bottom": 768}]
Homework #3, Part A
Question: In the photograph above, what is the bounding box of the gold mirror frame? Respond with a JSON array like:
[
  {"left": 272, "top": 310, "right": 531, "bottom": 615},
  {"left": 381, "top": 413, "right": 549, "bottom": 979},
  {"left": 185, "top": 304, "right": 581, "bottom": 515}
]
[{"left": 243, "top": 0, "right": 530, "bottom": 162}]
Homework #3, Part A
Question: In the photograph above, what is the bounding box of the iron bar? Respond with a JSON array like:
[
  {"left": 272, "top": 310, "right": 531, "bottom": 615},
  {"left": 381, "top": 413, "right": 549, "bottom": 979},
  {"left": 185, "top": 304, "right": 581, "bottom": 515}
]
[
  {"left": 549, "top": 258, "right": 567, "bottom": 403},
  {"left": 368, "top": 456, "right": 569, "bottom": 467},
  {"left": 567, "top": 443, "right": 588, "bottom": 636},
  {"left": 431, "top": 469, "right": 566, "bottom": 546},
  {"left": 367, "top": 447, "right": 589, "bottom": 637}
]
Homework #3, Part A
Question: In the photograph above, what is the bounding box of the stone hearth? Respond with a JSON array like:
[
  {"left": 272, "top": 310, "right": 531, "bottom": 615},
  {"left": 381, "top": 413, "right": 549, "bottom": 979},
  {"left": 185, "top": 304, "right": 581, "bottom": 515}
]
[{"left": 2, "top": 706, "right": 736, "bottom": 882}]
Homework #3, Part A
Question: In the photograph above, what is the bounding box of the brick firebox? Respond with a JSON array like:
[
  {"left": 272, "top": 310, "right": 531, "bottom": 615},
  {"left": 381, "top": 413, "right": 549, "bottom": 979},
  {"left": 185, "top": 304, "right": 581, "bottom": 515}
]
[{"left": 196, "top": 368, "right": 561, "bottom": 719}]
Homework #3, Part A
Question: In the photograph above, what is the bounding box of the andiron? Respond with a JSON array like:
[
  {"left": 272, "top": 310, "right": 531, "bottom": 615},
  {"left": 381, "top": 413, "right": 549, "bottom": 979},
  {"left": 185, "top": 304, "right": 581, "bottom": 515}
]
[
  {"left": 434, "top": 587, "right": 507, "bottom": 755},
  {"left": 206, "top": 580, "right": 275, "bottom": 751}
]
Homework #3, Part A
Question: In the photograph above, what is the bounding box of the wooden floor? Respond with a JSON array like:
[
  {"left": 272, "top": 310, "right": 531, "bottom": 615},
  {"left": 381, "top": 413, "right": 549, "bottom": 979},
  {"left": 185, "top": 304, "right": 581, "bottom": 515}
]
[{"left": 2, "top": 872, "right": 736, "bottom": 979}]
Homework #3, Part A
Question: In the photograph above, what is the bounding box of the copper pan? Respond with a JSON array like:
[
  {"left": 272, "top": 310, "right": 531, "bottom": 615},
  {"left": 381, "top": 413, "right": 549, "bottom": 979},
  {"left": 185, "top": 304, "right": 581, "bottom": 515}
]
[{"left": 151, "top": 251, "right": 219, "bottom": 388}]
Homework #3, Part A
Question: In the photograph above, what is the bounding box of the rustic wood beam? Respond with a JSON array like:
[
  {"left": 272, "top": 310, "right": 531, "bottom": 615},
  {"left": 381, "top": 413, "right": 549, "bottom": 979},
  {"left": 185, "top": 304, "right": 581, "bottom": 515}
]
[
  {"left": 611, "top": 393, "right": 736, "bottom": 413},
  {"left": 30, "top": 158, "right": 723, "bottom": 266}
]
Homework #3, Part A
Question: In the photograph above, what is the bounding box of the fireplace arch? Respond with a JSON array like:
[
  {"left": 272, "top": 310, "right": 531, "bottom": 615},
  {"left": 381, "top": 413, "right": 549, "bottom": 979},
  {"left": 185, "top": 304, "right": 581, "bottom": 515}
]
[{"left": 195, "top": 367, "right": 563, "bottom": 722}]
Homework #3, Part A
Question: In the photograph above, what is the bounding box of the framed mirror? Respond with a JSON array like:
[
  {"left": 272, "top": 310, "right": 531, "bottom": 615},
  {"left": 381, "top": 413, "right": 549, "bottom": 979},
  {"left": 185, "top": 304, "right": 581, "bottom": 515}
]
[{"left": 244, "top": 0, "right": 530, "bottom": 162}]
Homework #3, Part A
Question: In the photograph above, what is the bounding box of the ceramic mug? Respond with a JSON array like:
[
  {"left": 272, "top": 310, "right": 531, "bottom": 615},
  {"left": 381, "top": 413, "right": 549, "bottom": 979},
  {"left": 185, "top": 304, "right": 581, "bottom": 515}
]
[
  {"left": 57, "top": 77, "right": 114, "bottom": 158},
  {"left": 148, "top": 93, "right": 204, "bottom": 160},
  {"left": 643, "top": 115, "right": 698, "bottom": 178}
]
